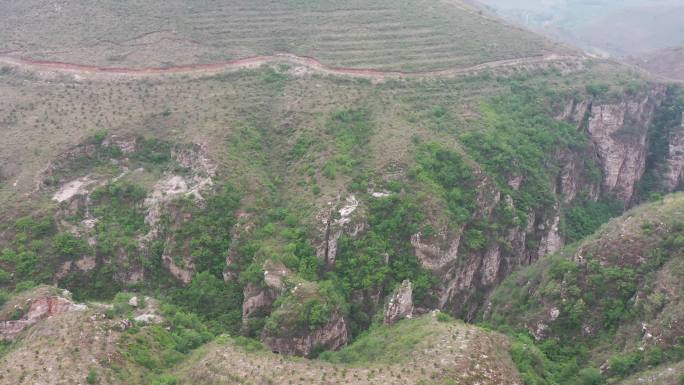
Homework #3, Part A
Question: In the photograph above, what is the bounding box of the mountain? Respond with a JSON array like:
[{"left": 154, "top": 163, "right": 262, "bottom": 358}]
[
  {"left": 474, "top": 0, "right": 684, "bottom": 57},
  {"left": 483, "top": 193, "right": 684, "bottom": 384},
  {"left": 0, "top": 1, "right": 683, "bottom": 384},
  {"left": 627, "top": 46, "right": 684, "bottom": 82}
]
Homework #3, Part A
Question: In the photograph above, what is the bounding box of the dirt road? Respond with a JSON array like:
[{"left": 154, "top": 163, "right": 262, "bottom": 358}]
[{"left": 0, "top": 52, "right": 587, "bottom": 81}]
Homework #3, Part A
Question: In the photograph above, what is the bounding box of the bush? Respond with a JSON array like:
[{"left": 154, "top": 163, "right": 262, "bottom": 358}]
[
  {"left": 413, "top": 142, "right": 475, "bottom": 224},
  {"left": 86, "top": 368, "right": 99, "bottom": 384},
  {"left": 169, "top": 272, "right": 243, "bottom": 335},
  {"left": 53, "top": 233, "right": 88, "bottom": 257},
  {"left": 13, "top": 280, "right": 36, "bottom": 293},
  {"left": 578, "top": 367, "right": 604, "bottom": 385},
  {"left": 0, "top": 269, "right": 11, "bottom": 284},
  {"left": 436, "top": 312, "right": 453, "bottom": 323},
  {"left": 151, "top": 375, "right": 179, "bottom": 385},
  {"left": 609, "top": 352, "right": 641, "bottom": 377},
  {"left": 563, "top": 197, "right": 623, "bottom": 243}
]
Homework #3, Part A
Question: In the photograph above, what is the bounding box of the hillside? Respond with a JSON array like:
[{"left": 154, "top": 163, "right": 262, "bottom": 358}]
[
  {"left": 476, "top": 0, "right": 684, "bottom": 57},
  {"left": 0, "top": 288, "right": 520, "bottom": 385},
  {"left": 628, "top": 46, "right": 684, "bottom": 82},
  {"left": 0, "top": 1, "right": 683, "bottom": 384},
  {"left": 483, "top": 193, "right": 684, "bottom": 384},
  {"left": 0, "top": 0, "right": 571, "bottom": 71}
]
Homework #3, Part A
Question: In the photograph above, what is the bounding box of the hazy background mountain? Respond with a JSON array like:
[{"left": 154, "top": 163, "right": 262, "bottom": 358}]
[
  {"left": 476, "top": 0, "right": 684, "bottom": 55},
  {"left": 476, "top": 0, "right": 684, "bottom": 80}
]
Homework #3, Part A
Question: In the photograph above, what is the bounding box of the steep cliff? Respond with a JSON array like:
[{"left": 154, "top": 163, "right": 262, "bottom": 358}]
[
  {"left": 260, "top": 281, "right": 349, "bottom": 357},
  {"left": 562, "top": 86, "right": 668, "bottom": 203},
  {"left": 406, "top": 85, "right": 683, "bottom": 320}
]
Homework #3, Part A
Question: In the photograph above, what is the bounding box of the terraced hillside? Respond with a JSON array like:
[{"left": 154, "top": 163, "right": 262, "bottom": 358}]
[{"left": 0, "top": 0, "right": 570, "bottom": 71}]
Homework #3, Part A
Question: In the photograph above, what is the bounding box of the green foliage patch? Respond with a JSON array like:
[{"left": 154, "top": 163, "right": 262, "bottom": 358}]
[{"left": 462, "top": 85, "right": 587, "bottom": 213}]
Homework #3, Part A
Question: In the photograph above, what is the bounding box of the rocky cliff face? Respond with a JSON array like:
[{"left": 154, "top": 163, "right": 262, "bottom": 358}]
[
  {"left": 665, "top": 112, "right": 684, "bottom": 190},
  {"left": 409, "top": 86, "right": 676, "bottom": 320},
  {"left": 384, "top": 279, "right": 413, "bottom": 325},
  {"left": 241, "top": 261, "right": 290, "bottom": 331},
  {"left": 43, "top": 136, "right": 219, "bottom": 287},
  {"left": 559, "top": 87, "right": 669, "bottom": 203},
  {"left": 261, "top": 308, "right": 348, "bottom": 357},
  {"left": 315, "top": 194, "right": 366, "bottom": 268}
]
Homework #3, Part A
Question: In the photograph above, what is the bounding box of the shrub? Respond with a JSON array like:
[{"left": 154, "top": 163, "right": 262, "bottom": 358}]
[
  {"left": 413, "top": 142, "right": 475, "bottom": 225},
  {"left": 608, "top": 352, "right": 641, "bottom": 377},
  {"left": 86, "top": 368, "right": 99, "bottom": 384},
  {"left": 53, "top": 233, "right": 88, "bottom": 257},
  {"left": 0, "top": 269, "right": 11, "bottom": 284},
  {"left": 13, "top": 280, "right": 36, "bottom": 293},
  {"left": 436, "top": 312, "right": 453, "bottom": 323},
  {"left": 578, "top": 367, "right": 604, "bottom": 385},
  {"left": 151, "top": 375, "right": 179, "bottom": 385},
  {"left": 169, "top": 272, "right": 243, "bottom": 335},
  {"left": 322, "top": 161, "right": 337, "bottom": 179}
]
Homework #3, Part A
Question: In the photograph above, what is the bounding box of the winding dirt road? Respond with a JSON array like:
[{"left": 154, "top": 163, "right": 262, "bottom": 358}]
[{"left": 0, "top": 52, "right": 587, "bottom": 81}]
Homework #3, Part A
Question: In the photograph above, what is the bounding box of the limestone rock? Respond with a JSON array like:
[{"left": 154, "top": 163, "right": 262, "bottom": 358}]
[
  {"left": 261, "top": 308, "right": 348, "bottom": 357},
  {"left": 559, "top": 87, "right": 668, "bottom": 203},
  {"left": 242, "top": 283, "right": 279, "bottom": 322},
  {"left": 316, "top": 194, "right": 366, "bottom": 267},
  {"left": 384, "top": 280, "right": 414, "bottom": 325},
  {"left": 0, "top": 295, "right": 85, "bottom": 340},
  {"left": 665, "top": 113, "right": 684, "bottom": 190},
  {"left": 242, "top": 262, "right": 290, "bottom": 324}
]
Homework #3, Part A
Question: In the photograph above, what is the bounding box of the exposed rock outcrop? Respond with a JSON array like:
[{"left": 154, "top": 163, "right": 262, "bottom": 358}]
[
  {"left": 384, "top": 280, "right": 413, "bottom": 325},
  {"left": 563, "top": 87, "right": 667, "bottom": 203},
  {"left": 0, "top": 292, "right": 86, "bottom": 340},
  {"left": 316, "top": 194, "right": 366, "bottom": 267},
  {"left": 261, "top": 308, "right": 348, "bottom": 357},
  {"left": 139, "top": 143, "right": 217, "bottom": 284},
  {"left": 242, "top": 262, "right": 290, "bottom": 329},
  {"left": 408, "top": 101, "right": 665, "bottom": 318},
  {"left": 665, "top": 112, "right": 684, "bottom": 190}
]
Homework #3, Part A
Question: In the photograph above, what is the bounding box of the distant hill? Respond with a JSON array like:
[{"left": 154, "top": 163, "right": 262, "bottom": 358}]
[
  {"left": 476, "top": 0, "right": 684, "bottom": 57},
  {"left": 628, "top": 46, "right": 684, "bottom": 82}
]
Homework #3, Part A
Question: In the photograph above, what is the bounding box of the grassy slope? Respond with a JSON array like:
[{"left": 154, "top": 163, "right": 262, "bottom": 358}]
[
  {"left": 483, "top": 193, "right": 684, "bottom": 384},
  {"left": 0, "top": 59, "right": 638, "bottom": 210},
  {"left": 0, "top": 293, "right": 520, "bottom": 385},
  {"left": 174, "top": 314, "right": 520, "bottom": 385},
  {"left": 0, "top": 0, "right": 569, "bottom": 70}
]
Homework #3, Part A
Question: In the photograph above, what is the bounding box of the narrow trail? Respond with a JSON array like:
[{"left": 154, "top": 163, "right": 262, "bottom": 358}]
[{"left": 0, "top": 52, "right": 587, "bottom": 81}]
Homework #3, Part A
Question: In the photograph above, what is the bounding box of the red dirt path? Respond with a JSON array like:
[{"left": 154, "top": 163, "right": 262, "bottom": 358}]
[{"left": 0, "top": 52, "right": 587, "bottom": 80}]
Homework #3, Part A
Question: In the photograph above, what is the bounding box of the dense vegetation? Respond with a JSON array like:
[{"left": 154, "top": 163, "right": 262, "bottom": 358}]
[
  {"left": 635, "top": 85, "right": 684, "bottom": 201},
  {"left": 462, "top": 84, "right": 588, "bottom": 214},
  {"left": 0, "top": 41, "right": 681, "bottom": 385},
  {"left": 484, "top": 199, "right": 684, "bottom": 385}
]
